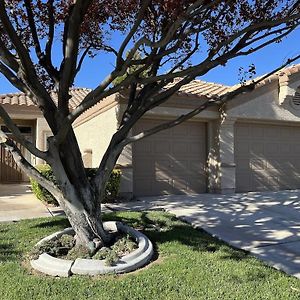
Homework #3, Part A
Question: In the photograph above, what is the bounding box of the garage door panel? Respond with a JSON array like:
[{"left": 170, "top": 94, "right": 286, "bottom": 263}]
[
  {"left": 264, "top": 143, "right": 281, "bottom": 156},
  {"left": 190, "top": 160, "right": 207, "bottom": 173},
  {"left": 154, "top": 142, "right": 171, "bottom": 153},
  {"left": 237, "top": 159, "right": 250, "bottom": 171},
  {"left": 155, "top": 170, "right": 171, "bottom": 180},
  {"left": 236, "top": 123, "right": 300, "bottom": 192},
  {"left": 250, "top": 159, "right": 266, "bottom": 171},
  {"left": 133, "top": 120, "right": 207, "bottom": 196},
  {"left": 250, "top": 143, "right": 264, "bottom": 156},
  {"left": 134, "top": 160, "right": 154, "bottom": 174},
  {"left": 237, "top": 143, "right": 250, "bottom": 156},
  {"left": 154, "top": 179, "right": 174, "bottom": 195},
  {"left": 173, "top": 142, "right": 189, "bottom": 154},
  {"left": 173, "top": 124, "right": 190, "bottom": 136},
  {"left": 134, "top": 140, "right": 152, "bottom": 154},
  {"left": 236, "top": 125, "right": 250, "bottom": 138},
  {"left": 279, "top": 144, "right": 291, "bottom": 155}
]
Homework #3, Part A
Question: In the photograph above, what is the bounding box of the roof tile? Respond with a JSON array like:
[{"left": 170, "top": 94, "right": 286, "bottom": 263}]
[{"left": 1, "top": 64, "right": 300, "bottom": 107}]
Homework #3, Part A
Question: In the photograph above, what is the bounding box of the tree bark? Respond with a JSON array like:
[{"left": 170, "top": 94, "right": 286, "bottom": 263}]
[
  {"left": 47, "top": 132, "right": 113, "bottom": 251},
  {"left": 56, "top": 189, "right": 111, "bottom": 251}
]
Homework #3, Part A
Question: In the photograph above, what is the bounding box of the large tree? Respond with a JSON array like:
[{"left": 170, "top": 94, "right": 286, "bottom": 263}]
[{"left": 0, "top": 0, "right": 300, "bottom": 251}]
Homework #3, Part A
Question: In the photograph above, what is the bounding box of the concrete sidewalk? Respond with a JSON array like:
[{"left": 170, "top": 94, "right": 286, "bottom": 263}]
[
  {"left": 105, "top": 190, "right": 300, "bottom": 279},
  {"left": 0, "top": 184, "right": 63, "bottom": 222}
]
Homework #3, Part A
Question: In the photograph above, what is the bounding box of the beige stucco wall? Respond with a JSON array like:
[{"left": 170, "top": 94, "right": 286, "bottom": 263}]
[
  {"left": 227, "top": 78, "right": 300, "bottom": 123},
  {"left": 74, "top": 104, "right": 119, "bottom": 168}
]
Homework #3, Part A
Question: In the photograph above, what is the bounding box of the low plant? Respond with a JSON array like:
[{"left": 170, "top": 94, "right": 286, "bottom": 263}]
[
  {"left": 65, "top": 245, "right": 91, "bottom": 260},
  {"left": 111, "top": 234, "right": 137, "bottom": 256},
  {"left": 30, "top": 165, "right": 122, "bottom": 206},
  {"left": 29, "top": 164, "right": 57, "bottom": 206},
  {"left": 28, "top": 234, "right": 75, "bottom": 260}
]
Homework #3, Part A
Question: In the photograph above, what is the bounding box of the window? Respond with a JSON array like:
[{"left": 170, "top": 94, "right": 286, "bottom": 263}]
[{"left": 1, "top": 125, "right": 32, "bottom": 135}]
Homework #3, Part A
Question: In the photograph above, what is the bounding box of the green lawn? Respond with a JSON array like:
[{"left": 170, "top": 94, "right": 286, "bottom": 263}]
[{"left": 1, "top": 211, "right": 300, "bottom": 300}]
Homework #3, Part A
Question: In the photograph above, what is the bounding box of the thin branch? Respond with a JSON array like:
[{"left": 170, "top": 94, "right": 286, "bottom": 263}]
[
  {"left": 116, "top": 0, "right": 151, "bottom": 67},
  {"left": 0, "top": 1, "right": 57, "bottom": 128},
  {"left": 24, "top": 0, "right": 42, "bottom": 59},
  {"left": 121, "top": 54, "right": 300, "bottom": 146},
  {"left": 0, "top": 40, "right": 19, "bottom": 72},
  {"left": 75, "top": 45, "right": 91, "bottom": 75},
  {"left": 1, "top": 139, "right": 62, "bottom": 199},
  {"left": 58, "top": 0, "right": 93, "bottom": 108},
  {"left": 44, "top": 0, "right": 59, "bottom": 81},
  {"left": 0, "top": 61, "right": 27, "bottom": 92}
]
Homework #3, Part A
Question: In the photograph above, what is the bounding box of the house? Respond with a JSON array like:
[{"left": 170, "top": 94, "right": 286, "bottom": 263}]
[
  {"left": 0, "top": 88, "right": 90, "bottom": 182},
  {"left": 2, "top": 65, "right": 300, "bottom": 199}
]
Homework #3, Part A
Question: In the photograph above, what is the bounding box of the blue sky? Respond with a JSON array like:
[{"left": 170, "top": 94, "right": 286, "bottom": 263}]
[{"left": 1, "top": 27, "right": 300, "bottom": 93}]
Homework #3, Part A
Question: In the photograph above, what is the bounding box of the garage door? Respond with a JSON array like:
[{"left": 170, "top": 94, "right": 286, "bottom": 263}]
[
  {"left": 235, "top": 123, "right": 300, "bottom": 192},
  {"left": 133, "top": 119, "right": 207, "bottom": 196}
]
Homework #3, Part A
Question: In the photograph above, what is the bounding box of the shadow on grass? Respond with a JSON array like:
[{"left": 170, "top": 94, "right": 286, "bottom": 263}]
[
  {"left": 0, "top": 242, "right": 20, "bottom": 261},
  {"left": 0, "top": 227, "right": 20, "bottom": 261},
  {"left": 103, "top": 211, "right": 250, "bottom": 262},
  {"left": 32, "top": 218, "right": 70, "bottom": 229},
  {"left": 0, "top": 211, "right": 251, "bottom": 264}
]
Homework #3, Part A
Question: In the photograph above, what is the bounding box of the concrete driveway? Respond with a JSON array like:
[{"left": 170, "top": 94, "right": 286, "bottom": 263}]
[
  {"left": 0, "top": 184, "right": 63, "bottom": 221},
  {"left": 107, "top": 190, "right": 300, "bottom": 279}
]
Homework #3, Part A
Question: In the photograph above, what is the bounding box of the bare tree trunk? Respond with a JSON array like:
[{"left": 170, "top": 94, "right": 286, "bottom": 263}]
[
  {"left": 56, "top": 188, "right": 111, "bottom": 252},
  {"left": 47, "top": 131, "right": 113, "bottom": 252}
]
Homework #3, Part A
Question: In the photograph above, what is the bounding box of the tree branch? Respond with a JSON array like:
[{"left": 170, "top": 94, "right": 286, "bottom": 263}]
[
  {"left": 58, "top": 0, "right": 93, "bottom": 113},
  {"left": 121, "top": 54, "right": 300, "bottom": 146},
  {"left": 0, "top": 61, "right": 27, "bottom": 92},
  {"left": 0, "top": 105, "right": 48, "bottom": 160},
  {"left": 0, "top": 1, "right": 57, "bottom": 130},
  {"left": 0, "top": 139, "right": 62, "bottom": 199}
]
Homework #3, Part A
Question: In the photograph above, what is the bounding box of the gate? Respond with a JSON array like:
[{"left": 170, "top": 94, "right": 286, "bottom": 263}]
[{"left": 0, "top": 140, "right": 27, "bottom": 183}]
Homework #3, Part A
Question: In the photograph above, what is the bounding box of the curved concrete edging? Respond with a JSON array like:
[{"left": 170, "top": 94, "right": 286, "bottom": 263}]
[{"left": 30, "top": 221, "right": 154, "bottom": 277}]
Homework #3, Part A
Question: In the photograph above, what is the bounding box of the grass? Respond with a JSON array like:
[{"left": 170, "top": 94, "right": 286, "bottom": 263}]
[{"left": 1, "top": 211, "right": 300, "bottom": 300}]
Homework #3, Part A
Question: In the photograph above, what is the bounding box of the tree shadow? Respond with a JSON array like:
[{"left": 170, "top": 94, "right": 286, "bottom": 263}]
[
  {"left": 32, "top": 218, "right": 70, "bottom": 229},
  {"left": 0, "top": 227, "right": 20, "bottom": 261},
  {"left": 0, "top": 242, "right": 20, "bottom": 261},
  {"left": 104, "top": 211, "right": 251, "bottom": 262}
]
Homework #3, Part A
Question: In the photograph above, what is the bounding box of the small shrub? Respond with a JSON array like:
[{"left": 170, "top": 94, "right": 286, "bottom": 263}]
[
  {"left": 92, "top": 234, "right": 137, "bottom": 266},
  {"left": 30, "top": 164, "right": 58, "bottom": 206},
  {"left": 92, "top": 247, "right": 111, "bottom": 260},
  {"left": 112, "top": 235, "right": 137, "bottom": 256},
  {"left": 105, "top": 250, "right": 119, "bottom": 266},
  {"left": 28, "top": 234, "right": 75, "bottom": 260},
  {"left": 30, "top": 165, "right": 122, "bottom": 206},
  {"left": 66, "top": 245, "right": 91, "bottom": 260},
  {"left": 60, "top": 234, "right": 75, "bottom": 249}
]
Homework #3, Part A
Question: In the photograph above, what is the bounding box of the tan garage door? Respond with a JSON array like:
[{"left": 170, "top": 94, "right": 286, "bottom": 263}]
[
  {"left": 235, "top": 123, "right": 300, "bottom": 192},
  {"left": 133, "top": 119, "right": 207, "bottom": 196}
]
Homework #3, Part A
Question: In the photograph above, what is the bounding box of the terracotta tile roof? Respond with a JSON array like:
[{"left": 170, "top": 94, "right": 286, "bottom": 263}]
[
  {"left": 0, "top": 88, "right": 92, "bottom": 108},
  {"left": 167, "top": 77, "right": 230, "bottom": 98},
  {"left": 50, "top": 88, "right": 92, "bottom": 108},
  {"left": 1, "top": 64, "right": 300, "bottom": 107}
]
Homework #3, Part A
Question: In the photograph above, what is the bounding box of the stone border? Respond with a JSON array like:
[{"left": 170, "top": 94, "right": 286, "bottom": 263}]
[{"left": 30, "top": 221, "right": 154, "bottom": 277}]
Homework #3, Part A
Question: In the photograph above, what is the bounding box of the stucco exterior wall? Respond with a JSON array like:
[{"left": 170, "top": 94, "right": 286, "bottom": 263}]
[
  {"left": 227, "top": 79, "right": 300, "bottom": 123},
  {"left": 74, "top": 105, "right": 119, "bottom": 168}
]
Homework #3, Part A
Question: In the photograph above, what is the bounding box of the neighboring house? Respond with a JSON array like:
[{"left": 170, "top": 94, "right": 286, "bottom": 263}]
[{"left": 2, "top": 65, "right": 300, "bottom": 199}]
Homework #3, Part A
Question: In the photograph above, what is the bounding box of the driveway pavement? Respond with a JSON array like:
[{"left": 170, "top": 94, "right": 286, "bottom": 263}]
[
  {"left": 105, "top": 190, "right": 300, "bottom": 279},
  {"left": 0, "top": 184, "right": 63, "bottom": 221}
]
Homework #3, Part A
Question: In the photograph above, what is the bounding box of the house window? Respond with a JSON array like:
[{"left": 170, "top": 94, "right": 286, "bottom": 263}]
[{"left": 1, "top": 125, "right": 32, "bottom": 135}]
